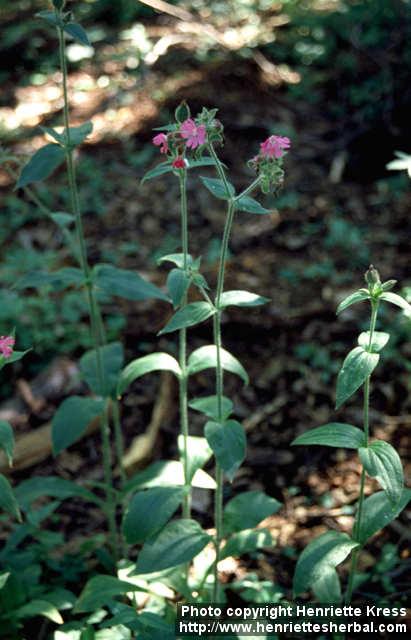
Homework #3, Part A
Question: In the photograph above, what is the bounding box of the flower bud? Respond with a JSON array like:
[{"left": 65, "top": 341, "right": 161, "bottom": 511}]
[{"left": 365, "top": 265, "right": 381, "bottom": 287}]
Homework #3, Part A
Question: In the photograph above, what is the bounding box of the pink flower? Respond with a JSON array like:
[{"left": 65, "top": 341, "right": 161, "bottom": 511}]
[
  {"left": 152, "top": 133, "right": 168, "bottom": 154},
  {"left": 180, "top": 118, "right": 206, "bottom": 149},
  {"left": 0, "top": 335, "right": 15, "bottom": 358},
  {"left": 172, "top": 156, "right": 186, "bottom": 169},
  {"left": 260, "top": 135, "right": 291, "bottom": 159}
]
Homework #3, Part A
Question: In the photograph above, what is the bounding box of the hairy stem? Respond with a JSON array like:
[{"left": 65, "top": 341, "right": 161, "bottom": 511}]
[
  {"left": 57, "top": 19, "right": 118, "bottom": 557},
  {"left": 345, "top": 299, "right": 379, "bottom": 604},
  {"left": 178, "top": 171, "right": 191, "bottom": 519}
]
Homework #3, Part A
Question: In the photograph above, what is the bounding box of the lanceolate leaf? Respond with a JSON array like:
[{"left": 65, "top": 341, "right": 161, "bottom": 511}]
[
  {"left": 380, "top": 292, "right": 411, "bottom": 313},
  {"left": 187, "top": 345, "right": 249, "bottom": 384},
  {"left": 63, "top": 23, "right": 91, "bottom": 47},
  {"left": 142, "top": 157, "right": 218, "bottom": 183},
  {"left": 167, "top": 268, "right": 191, "bottom": 308},
  {"left": 200, "top": 176, "right": 235, "bottom": 200},
  {"left": 123, "top": 487, "right": 185, "bottom": 544},
  {"left": 74, "top": 576, "right": 146, "bottom": 613},
  {"left": 80, "top": 342, "right": 124, "bottom": 398},
  {"left": 292, "top": 423, "right": 365, "bottom": 449},
  {"left": 0, "top": 421, "right": 14, "bottom": 466},
  {"left": 94, "top": 264, "right": 169, "bottom": 302},
  {"left": 158, "top": 253, "right": 193, "bottom": 268},
  {"left": 359, "top": 441, "right": 404, "bottom": 504},
  {"left": 159, "top": 302, "right": 215, "bottom": 335},
  {"left": 177, "top": 435, "right": 212, "bottom": 483},
  {"left": 221, "top": 528, "right": 273, "bottom": 559},
  {"left": 235, "top": 195, "right": 271, "bottom": 215},
  {"left": 205, "top": 419, "right": 246, "bottom": 481},
  {"left": 118, "top": 353, "right": 181, "bottom": 396},
  {"left": 336, "top": 347, "right": 379, "bottom": 409},
  {"left": 336, "top": 290, "right": 370, "bottom": 315},
  {"left": 189, "top": 395, "right": 233, "bottom": 421},
  {"left": 0, "top": 474, "right": 21, "bottom": 521},
  {"left": 52, "top": 396, "right": 105, "bottom": 455},
  {"left": 312, "top": 567, "right": 342, "bottom": 604},
  {"left": 219, "top": 290, "right": 270, "bottom": 309},
  {"left": 357, "top": 331, "right": 390, "bottom": 353},
  {"left": 357, "top": 489, "right": 411, "bottom": 545},
  {"left": 14, "top": 268, "right": 84, "bottom": 291},
  {"left": 14, "top": 476, "right": 97, "bottom": 510},
  {"left": 16, "top": 144, "right": 65, "bottom": 188},
  {"left": 223, "top": 490, "right": 281, "bottom": 535},
  {"left": 15, "top": 600, "right": 63, "bottom": 624},
  {"left": 293, "top": 531, "right": 358, "bottom": 597},
  {"left": 124, "top": 460, "right": 216, "bottom": 493},
  {"left": 136, "top": 519, "right": 212, "bottom": 574}
]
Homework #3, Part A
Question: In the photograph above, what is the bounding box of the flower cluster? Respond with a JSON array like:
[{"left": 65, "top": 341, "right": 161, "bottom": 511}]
[
  {"left": 0, "top": 335, "right": 15, "bottom": 359},
  {"left": 249, "top": 134, "right": 291, "bottom": 194},
  {"left": 152, "top": 104, "right": 223, "bottom": 170}
]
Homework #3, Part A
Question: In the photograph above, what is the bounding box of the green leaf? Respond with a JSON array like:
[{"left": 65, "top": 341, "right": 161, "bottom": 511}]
[
  {"left": 15, "top": 599, "right": 63, "bottom": 624},
  {"left": 219, "top": 290, "right": 270, "bottom": 309},
  {"left": 292, "top": 423, "right": 366, "bottom": 449},
  {"left": 223, "top": 490, "right": 282, "bottom": 534},
  {"left": 41, "top": 126, "right": 65, "bottom": 144},
  {"left": 14, "top": 268, "right": 84, "bottom": 291},
  {"left": 123, "top": 486, "right": 185, "bottom": 544},
  {"left": 0, "top": 474, "right": 21, "bottom": 521},
  {"left": 189, "top": 395, "right": 233, "bottom": 421},
  {"left": 380, "top": 292, "right": 411, "bottom": 313},
  {"left": 357, "top": 489, "right": 411, "bottom": 544},
  {"left": 359, "top": 441, "right": 404, "bottom": 504},
  {"left": 124, "top": 460, "right": 216, "bottom": 493},
  {"left": 167, "top": 268, "right": 190, "bottom": 308},
  {"left": 159, "top": 302, "right": 215, "bottom": 335},
  {"left": 74, "top": 575, "right": 145, "bottom": 613},
  {"left": 177, "top": 435, "right": 212, "bottom": 483},
  {"left": 200, "top": 176, "right": 235, "bottom": 200},
  {"left": 0, "top": 421, "right": 14, "bottom": 466},
  {"left": 336, "top": 347, "right": 379, "bottom": 409},
  {"left": 358, "top": 331, "right": 390, "bottom": 353},
  {"left": 235, "top": 196, "right": 271, "bottom": 215},
  {"left": 221, "top": 528, "right": 273, "bottom": 559},
  {"left": 118, "top": 353, "right": 181, "bottom": 396},
  {"left": 136, "top": 519, "right": 212, "bottom": 574},
  {"left": 312, "top": 567, "right": 342, "bottom": 604},
  {"left": 68, "top": 122, "right": 93, "bottom": 146},
  {"left": 293, "top": 531, "right": 358, "bottom": 597},
  {"left": 17, "top": 144, "right": 65, "bottom": 188},
  {"left": 142, "top": 158, "right": 218, "bottom": 183},
  {"left": 187, "top": 345, "right": 248, "bottom": 384},
  {"left": 15, "top": 476, "right": 97, "bottom": 510},
  {"left": 64, "top": 23, "right": 91, "bottom": 47},
  {"left": 0, "top": 349, "right": 30, "bottom": 370},
  {"left": 80, "top": 342, "right": 124, "bottom": 398},
  {"left": 205, "top": 419, "right": 246, "bottom": 482},
  {"left": 157, "top": 253, "right": 193, "bottom": 268},
  {"left": 336, "top": 290, "right": 370, "bottom": 315},
  {"left": 94, "top": 264, "right": 169, "bottom": 302},
  {"left": 52, "top": 396, "right": 105, "bottom": 455},
  {"left": 50, "top": 212, "right": 75, "bottom": 227},
  {"left": 36, "top": 10, "right": 62, "bottom": 27}
]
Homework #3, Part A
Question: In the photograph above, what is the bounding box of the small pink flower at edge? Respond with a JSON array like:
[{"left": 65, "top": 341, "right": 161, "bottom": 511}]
[
  {"left": 0, "top": 335, "right": 15, "bottom": 358},
  {"left": 260, "top": 135, "right": 291, "bottom": 159},
  {"left": 172, "top": 156, "right": 186, "bottom": 169},
  {"left": 152, "top": 132, "right": 168, "bottom": 154},
  {"left": 180, "top": 118, "right": 206, "bottom": 149}
]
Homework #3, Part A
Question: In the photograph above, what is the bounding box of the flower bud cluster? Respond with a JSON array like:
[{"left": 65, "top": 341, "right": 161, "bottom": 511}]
[
  {"left": 248, "top": 135, "right": 291, "bottom": 194},
  {"left": 152, "top": 104, "right": 223, "bottom": 170}
]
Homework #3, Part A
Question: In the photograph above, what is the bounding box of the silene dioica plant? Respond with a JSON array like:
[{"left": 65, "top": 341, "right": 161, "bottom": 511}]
[
  {"left": 292, "top": 266, "right": 411, "bottom": 605},
  {"left": 0, "top": 1, "right": 409, "bottom": 637}
]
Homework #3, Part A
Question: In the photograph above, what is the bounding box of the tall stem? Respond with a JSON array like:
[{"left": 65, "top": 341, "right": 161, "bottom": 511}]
[
  {"left": 178, "top": 171, "right": 191, "bottom": 518},
  {"left": 345, "top": 299, "right": 379, "bottom": 604},
  {"left": 57, "top": 19, "right": 118, "bottom": 556}
]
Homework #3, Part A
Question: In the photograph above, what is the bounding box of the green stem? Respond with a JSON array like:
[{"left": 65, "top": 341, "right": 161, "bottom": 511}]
[
  {"left": 178, "top": 171, "right": 191, "bottom": 519},
  {"left": 212, "top": 197, "right": 236, "bottom": 602},
  {"left": 112, "top": 398, "right": 126, "bottom": 489},
  {"left": 345, "top": 299, "right": 379, "bottom": 604},
  {"left": 57, "top": 19, "right": 118, "bottom": 557}
]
